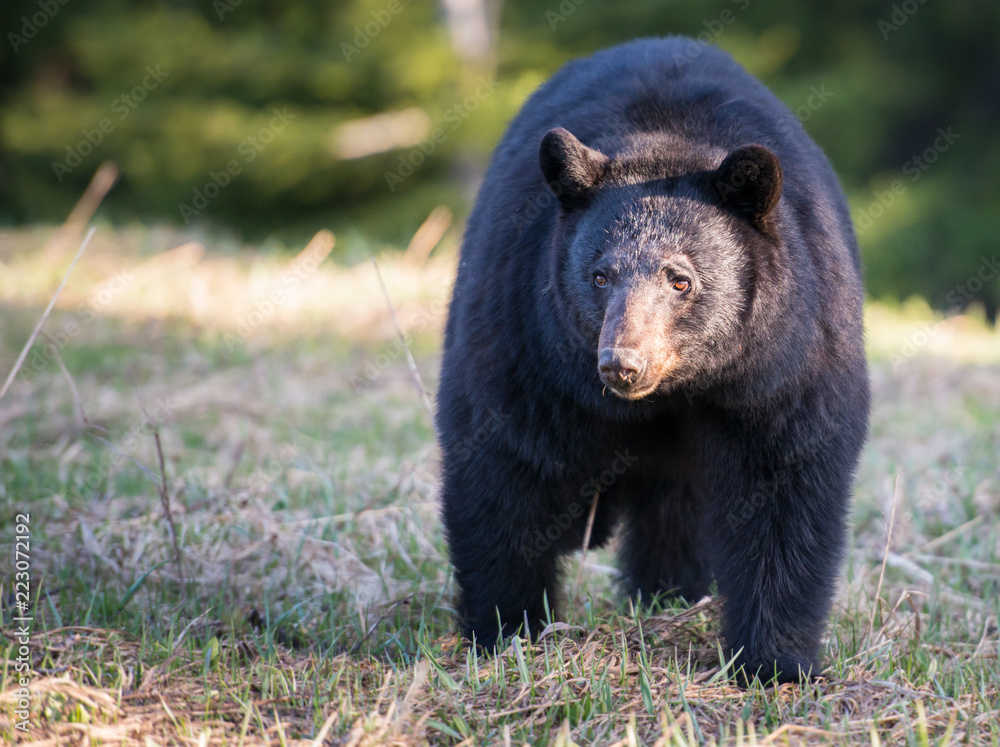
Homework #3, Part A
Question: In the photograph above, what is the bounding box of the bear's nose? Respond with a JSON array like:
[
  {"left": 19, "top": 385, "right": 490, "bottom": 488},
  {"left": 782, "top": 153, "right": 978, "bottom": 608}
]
[{"left": 598, "top": 347, "right": 647, "bottom": 387}]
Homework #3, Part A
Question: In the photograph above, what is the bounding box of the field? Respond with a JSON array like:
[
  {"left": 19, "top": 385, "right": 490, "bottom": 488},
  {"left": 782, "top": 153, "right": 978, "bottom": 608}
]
[{"left": 1, "top": 224, "right": 999, "bottom": 745}]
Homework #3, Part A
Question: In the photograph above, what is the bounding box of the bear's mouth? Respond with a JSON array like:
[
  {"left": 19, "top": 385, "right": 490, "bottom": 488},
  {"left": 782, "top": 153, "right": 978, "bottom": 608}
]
[{"left": 601, "top": 378, "right": 660, "bottom": 400}]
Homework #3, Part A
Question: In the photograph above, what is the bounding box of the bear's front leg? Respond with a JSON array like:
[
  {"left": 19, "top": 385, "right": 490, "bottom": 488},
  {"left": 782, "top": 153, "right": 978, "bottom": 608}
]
[
  {"left": 441, "top": 448, "right": 573, "bottom": 649},
  {"left": 618, "top": 476, "right": 711, "bottom": 605},
  {"left": 708, "top": 447, "right": 851, "bottom": 684}
]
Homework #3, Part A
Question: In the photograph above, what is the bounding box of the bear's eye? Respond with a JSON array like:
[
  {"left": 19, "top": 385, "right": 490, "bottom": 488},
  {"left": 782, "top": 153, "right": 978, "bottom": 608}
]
[
  {"left": 593, "top": 274, "right": 609, "bottom": 288},
  {"left": 671, "top": 278, "right": 691, "bottom": 293}
]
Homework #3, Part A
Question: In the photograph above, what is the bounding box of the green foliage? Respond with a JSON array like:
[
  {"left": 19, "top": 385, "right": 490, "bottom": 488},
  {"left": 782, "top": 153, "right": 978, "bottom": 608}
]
[{"left": 0, "top": 0, "right": 997, "bottom": 312}]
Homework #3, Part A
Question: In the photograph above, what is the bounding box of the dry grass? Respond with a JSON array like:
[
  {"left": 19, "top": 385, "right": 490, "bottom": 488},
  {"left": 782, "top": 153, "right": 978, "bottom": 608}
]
[{"left": 1, "top": 225, "right": 999, "bottom": 745}]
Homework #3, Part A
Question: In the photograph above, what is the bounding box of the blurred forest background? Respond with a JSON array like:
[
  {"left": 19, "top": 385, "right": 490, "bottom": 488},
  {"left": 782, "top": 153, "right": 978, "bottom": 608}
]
[{"left": 1, "top": 0, "right": 998, "bottom": 318}]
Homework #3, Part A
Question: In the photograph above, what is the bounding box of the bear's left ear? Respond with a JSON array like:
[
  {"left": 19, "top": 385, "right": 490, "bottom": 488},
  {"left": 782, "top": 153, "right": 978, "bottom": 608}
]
[
  {"left": 539, "top": 127, "right": 609, "bottom": 211},
  {"left": 713, "top": 145, "right": 782, "bottom": 229}
]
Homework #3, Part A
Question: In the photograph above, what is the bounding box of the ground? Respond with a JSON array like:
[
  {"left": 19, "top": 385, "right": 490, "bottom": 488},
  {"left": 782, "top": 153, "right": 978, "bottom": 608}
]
[{"left": 0, "top": 224, "right": 998, "bottom": 745}]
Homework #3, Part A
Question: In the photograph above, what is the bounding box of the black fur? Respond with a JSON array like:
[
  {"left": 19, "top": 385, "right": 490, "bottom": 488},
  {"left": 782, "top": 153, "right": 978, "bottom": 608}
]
[{"left": 436, "top": 38, "right": 870, "bottom": 685}]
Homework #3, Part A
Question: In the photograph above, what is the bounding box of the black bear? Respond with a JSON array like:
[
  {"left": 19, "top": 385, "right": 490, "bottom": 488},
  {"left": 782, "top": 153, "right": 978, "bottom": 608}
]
[{"left": 436, "top": 37, "right": 870, "bottom": 684}]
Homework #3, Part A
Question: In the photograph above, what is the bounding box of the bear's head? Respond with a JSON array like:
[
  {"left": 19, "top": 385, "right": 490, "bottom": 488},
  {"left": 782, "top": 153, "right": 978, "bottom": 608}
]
[{"left": 539, "top": 127, "right": 782, "bottom": 401}]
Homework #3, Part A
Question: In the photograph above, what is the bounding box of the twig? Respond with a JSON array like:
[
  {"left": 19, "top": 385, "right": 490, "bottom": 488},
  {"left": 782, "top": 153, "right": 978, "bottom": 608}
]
[
  {"left": 574, "top": 487, "right": 601, "bottom": 597},
  {"left": 64, "top": 162, "right": 119, "bottom": 230},
  {"left": 883, "top": 552, "right": 986, "bottom": 611},
  {"left": 294, "top": 229, "right": 335, "bottom": 269},
  {"left": 87, "top": 434, "right": 157, "bottom": 483},
  {"left": 135, "top": 386, "right": 185, "bottom": 588},
  {"left": 138, "top": 607, "right": 212, "bottom": 692},
  {"left": 370, "top": 256, "right": 435, "bottom": 421},
  {"left": 906, "top": 552, "right": 1000, "bottom": 574},
  {"left": 972, "top": 616, "right": 994, "bottom": 657},
  {"left": 867, "top": 472, "right": 901, "bottom": 643},
  {"left": 43, "top": 162, "right": 118, "bottom": 261},
  {"left": 905, "top": 593, "right": 922, "bottom": 639},
  {"left": 403, "top": 205, "right": 452, "bottom": 266},
  {"left": 885, "top": 552, "right": 934, "bottom": 585},
  {"left": 0, "top": 226, "right": 96, "bottom": 403},
  {"left": 348, "top": 596, "right": 415, "bottom": 654},
  {"left": 223, "top": 440, "right": 246, "bottom": 489},
  {"left": 872, "top": 587, "right": 918, "bottom": 643},
  {"left": 918, "top": 515, "right": 984, "bottom": 554},
  {"left": 153, "top": 429, "right": 185, "bottom": 586},
  {"left": 40, "top": 330, "right": 88, "bottom": 431}
]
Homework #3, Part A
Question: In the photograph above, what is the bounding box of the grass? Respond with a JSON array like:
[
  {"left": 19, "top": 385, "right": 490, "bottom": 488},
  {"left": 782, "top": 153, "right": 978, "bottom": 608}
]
[{"left": 1, "top": 224, "right": 999, "bottom": 745}]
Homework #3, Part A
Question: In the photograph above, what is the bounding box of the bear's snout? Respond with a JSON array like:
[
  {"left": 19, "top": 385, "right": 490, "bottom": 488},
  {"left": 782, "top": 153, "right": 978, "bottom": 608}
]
[{"left": 598, "top": 347, "right": 648, "bottom": 392}]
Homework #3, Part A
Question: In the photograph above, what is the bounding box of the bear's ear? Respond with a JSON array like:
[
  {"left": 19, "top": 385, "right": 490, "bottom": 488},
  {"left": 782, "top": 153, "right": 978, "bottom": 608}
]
[
  {"left": 539, "top": 127, "right": 608, "bottom": 211},
  {"left": 713, "top": 145, "right": 782, "bottom": 229}
]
